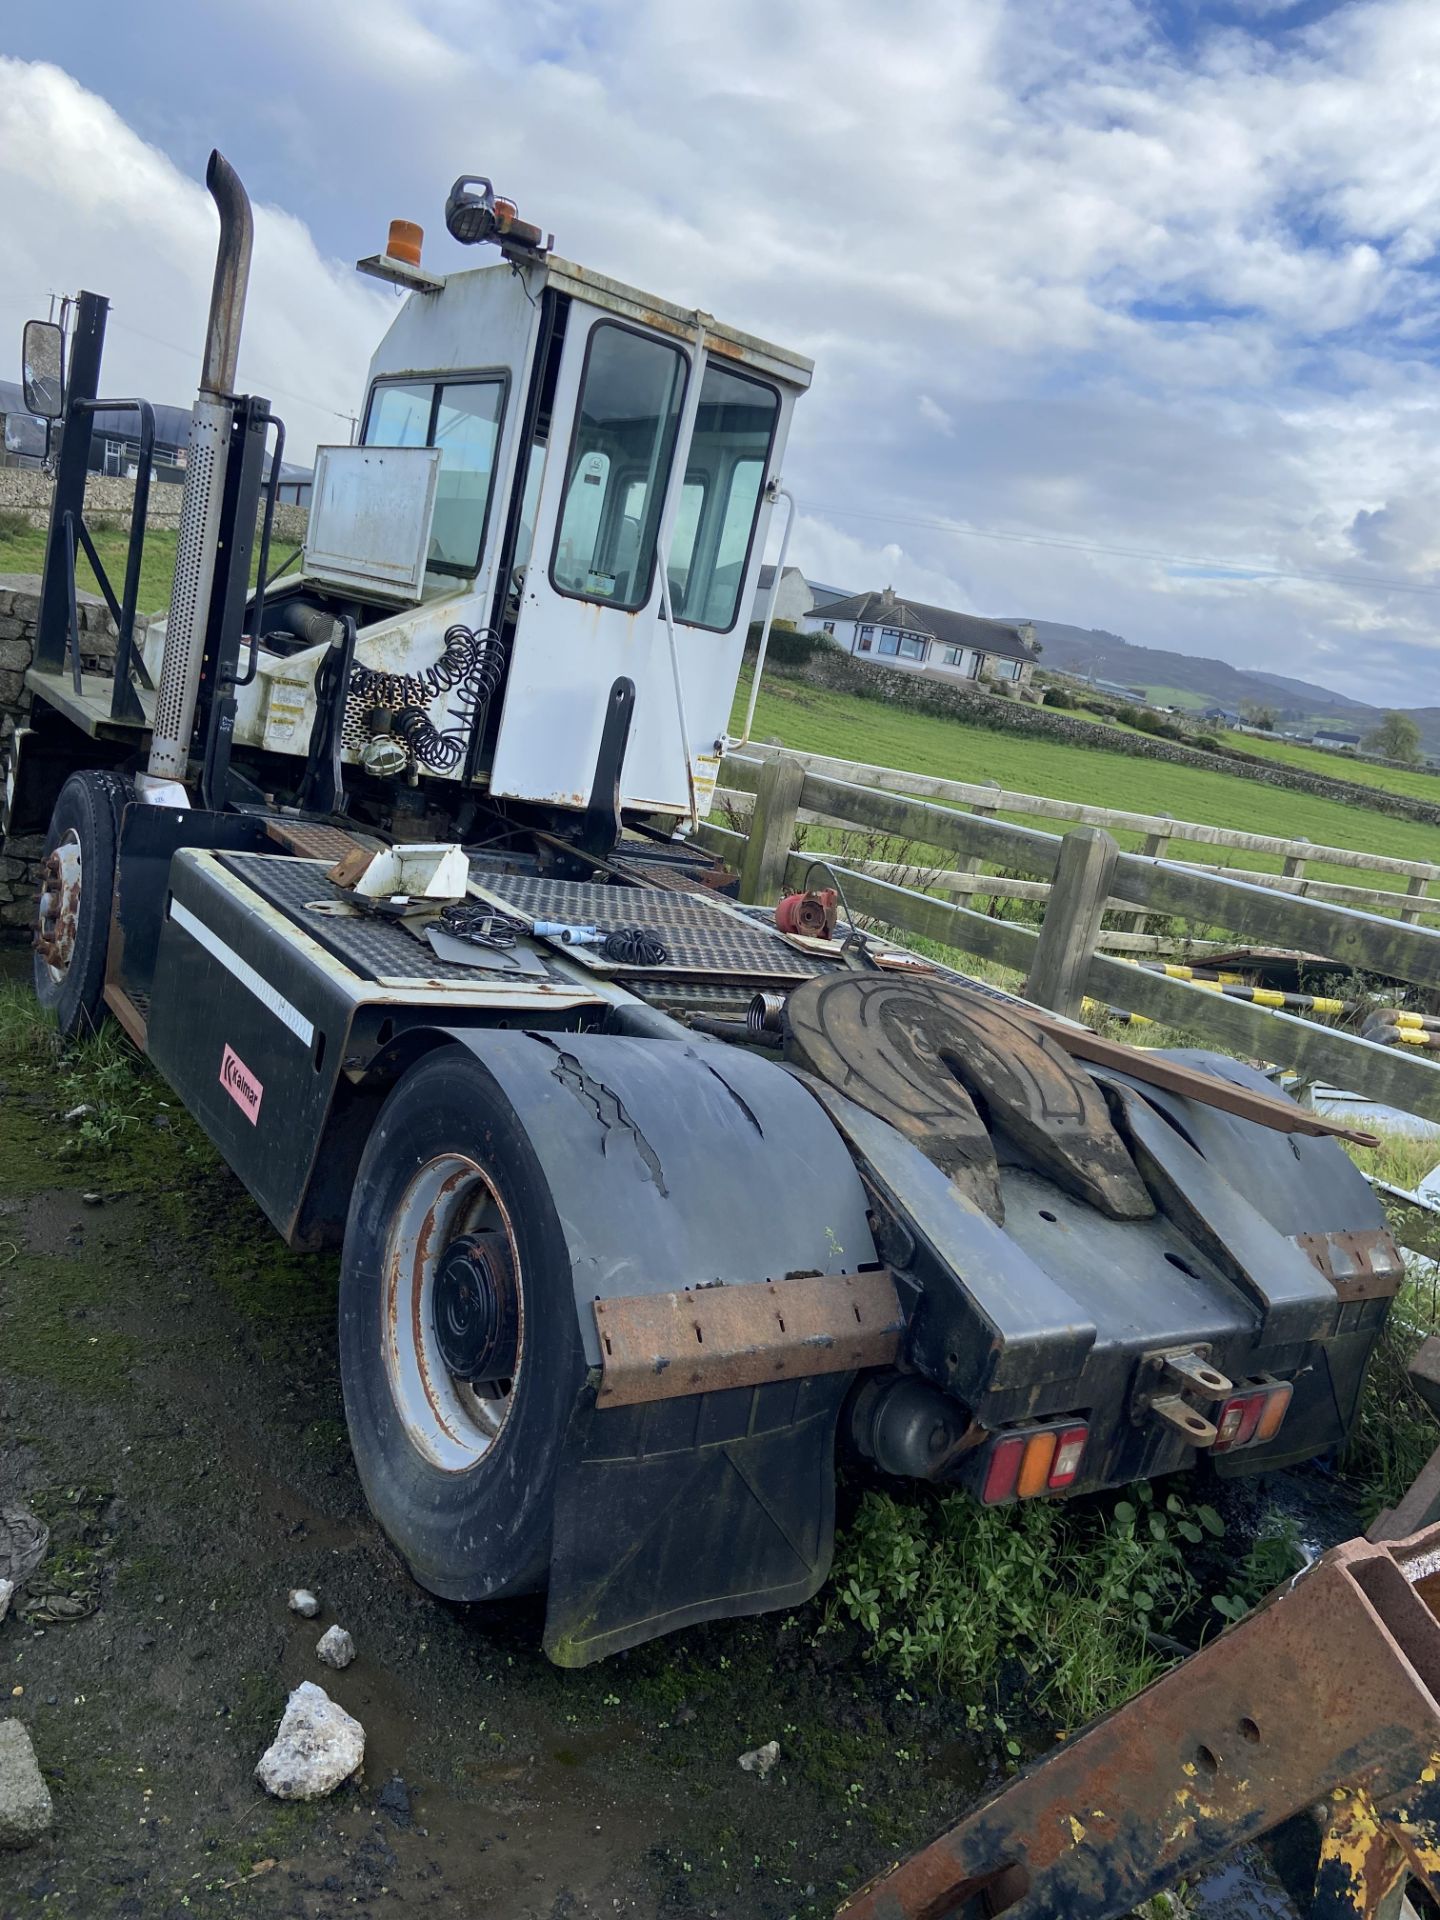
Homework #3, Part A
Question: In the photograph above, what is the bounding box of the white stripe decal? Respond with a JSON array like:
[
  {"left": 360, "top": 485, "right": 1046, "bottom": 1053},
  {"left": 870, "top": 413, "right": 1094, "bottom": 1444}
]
[{"left": 170, "top": 897, "right": 316, "bottom": 1047}]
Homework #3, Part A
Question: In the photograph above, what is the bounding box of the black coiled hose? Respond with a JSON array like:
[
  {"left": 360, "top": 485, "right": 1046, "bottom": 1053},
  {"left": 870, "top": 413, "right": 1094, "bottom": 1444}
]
[
  {"left": 349, "top": 623, "right": 505, "bottom": 773},
  {"left": 602, "top": 926, "right": 669, "bottom": 967}
]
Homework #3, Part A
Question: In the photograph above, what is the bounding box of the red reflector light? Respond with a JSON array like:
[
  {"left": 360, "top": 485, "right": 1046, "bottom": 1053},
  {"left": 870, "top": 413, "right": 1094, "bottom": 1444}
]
[
  {"left": 1213, "top": 1381, "right": 1290, "bottom": 1454},
  {"left": 1048, "top": 1424, "right": 1089, "bottom": 1490},
  {"left": 981, "top": 1435, "right": 1027, "bottom": 1504}
]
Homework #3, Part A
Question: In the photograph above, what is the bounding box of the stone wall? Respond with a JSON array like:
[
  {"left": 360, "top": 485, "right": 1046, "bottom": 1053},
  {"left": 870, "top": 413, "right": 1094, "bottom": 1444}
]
[
  {"left": 0, "top": 468, "right": 309, "bottom": 545},
  {"left": 0, "top": 574, "right": 120, "bottom": 932},
  {"left": 775, "top": 646, "right": 1440, "bottom": 828}
]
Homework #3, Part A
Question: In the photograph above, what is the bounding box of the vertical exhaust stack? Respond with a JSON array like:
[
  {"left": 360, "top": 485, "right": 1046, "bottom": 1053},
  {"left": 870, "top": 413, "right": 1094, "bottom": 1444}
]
[{"left": 148, "top": 150, "right": 253, "bottom": 781}]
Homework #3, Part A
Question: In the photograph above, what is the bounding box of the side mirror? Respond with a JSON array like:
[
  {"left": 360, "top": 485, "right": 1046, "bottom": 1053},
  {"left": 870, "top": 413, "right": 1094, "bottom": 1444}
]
[{"left": 22, "top": 319, "right": 65, "bottom": 419}]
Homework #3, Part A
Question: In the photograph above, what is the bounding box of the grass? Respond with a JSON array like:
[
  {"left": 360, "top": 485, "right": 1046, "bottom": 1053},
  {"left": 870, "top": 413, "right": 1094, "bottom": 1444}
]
[
  {"left": 1221, "top": 727, "right": 1440, "bottom": 803},
  {"left": 0, "top": 518, "right": 179, "bottom": 616},
  {"left": 827, "top": 1479, "right": 1300, "bottom": 1729},
  {"left": 0, "top": 517, "right": 286, "bottom": 618},
  {"left": 733, "top": 666, "right": 1440, "bottom": 915},
  {"left": 1138, "top": 684, "right": 1209, "bottom": 713},
  {"left": 1340, "top": 1126, "right": 1440, "bottom": 1520}
]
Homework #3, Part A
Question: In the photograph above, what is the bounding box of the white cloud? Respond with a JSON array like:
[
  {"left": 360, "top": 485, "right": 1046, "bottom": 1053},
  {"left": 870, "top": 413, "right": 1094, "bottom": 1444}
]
[
  {"left": 0, "top": 59, "right": 390, "bottom": 460},
  {"left": 8, "top": 4, "right": 1440, "bottom": 706}
]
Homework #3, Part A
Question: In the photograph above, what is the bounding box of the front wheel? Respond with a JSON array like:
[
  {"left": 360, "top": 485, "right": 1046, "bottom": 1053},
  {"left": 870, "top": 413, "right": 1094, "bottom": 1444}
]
[
  {"left": 338, "top": 1045, "right": 584, "bottom": 1601},
  {"left": 32, "top": 770, "right": 131, "bottom": 1039}
]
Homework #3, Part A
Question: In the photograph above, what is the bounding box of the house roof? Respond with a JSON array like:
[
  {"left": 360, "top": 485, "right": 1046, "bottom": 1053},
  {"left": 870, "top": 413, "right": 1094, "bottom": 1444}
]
[
  {"left": 807, "top": 588, "right": 1036, "bottom": 663},
  {"left": 805, "top": 578, "right": 855, "bottom": 607},
  {"left": 0, "top": 380, "right": 192, "bottom": 454}
]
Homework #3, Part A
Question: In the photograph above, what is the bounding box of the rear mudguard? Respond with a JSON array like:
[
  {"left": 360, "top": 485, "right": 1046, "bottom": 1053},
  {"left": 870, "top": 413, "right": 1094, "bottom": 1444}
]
[{"left": 438, "top": 1028, "right": 877, "bottom": 1666}]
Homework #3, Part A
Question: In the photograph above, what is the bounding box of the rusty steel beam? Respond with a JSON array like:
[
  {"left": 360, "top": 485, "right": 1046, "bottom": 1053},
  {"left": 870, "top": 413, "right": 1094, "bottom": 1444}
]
[
  {"left": 593, "top": 1270, "right": 904, "bottom": 1408},
  {"left": 837, "top": 1526, "right": 1440, "bottom": 1920},
  {"left": 1290, "top": 1228, "right": 1406, "bottom": 1306}
]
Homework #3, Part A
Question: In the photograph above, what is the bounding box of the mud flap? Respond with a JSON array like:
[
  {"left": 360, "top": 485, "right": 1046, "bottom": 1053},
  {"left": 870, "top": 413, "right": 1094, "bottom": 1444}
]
[
  {"left": 432, "top": 1027, "right": 880, "bottom": 1666},
  {"left": 544, "top": 1376, "right": 846, "bottom": 1666}
]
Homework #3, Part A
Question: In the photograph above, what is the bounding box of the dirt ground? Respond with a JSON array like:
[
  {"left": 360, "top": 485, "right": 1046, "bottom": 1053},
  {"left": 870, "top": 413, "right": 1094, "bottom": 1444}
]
[{"left": 0, "top": 946, "right": 1314, "bottom": 1920}]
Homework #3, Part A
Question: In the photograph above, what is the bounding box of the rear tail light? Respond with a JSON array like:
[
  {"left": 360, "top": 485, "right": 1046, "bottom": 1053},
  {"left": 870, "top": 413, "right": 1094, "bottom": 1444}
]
[
  {"left": 1213, "top": 1379, "right": 1292, "bottom": 1454},
  {"left": 980, "top": 1422, "right": 1089, "bottom": 1504},
  {"left": 982, "top": 1435, "right": 1027, "bottom": 1505},
  {"left": 1049, "top": 1424, "right": 1089, "bottom": 1490}
]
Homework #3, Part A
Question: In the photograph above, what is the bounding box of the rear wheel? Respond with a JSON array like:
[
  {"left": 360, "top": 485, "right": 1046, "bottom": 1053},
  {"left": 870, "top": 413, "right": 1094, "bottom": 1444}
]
[
  {"left": 32, "top": 770, "right": 131, "bottom": 1039},
  {"left": 338, "top": 1046, "right": 584, "bottom": 1600}
]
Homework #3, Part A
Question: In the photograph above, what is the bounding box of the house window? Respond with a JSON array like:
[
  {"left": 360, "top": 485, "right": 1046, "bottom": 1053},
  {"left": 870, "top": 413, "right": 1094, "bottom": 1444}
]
[
  {"left": 993, "top": 658, "right": 1023, "bottom": 681},
  {"left": 857, "top": 625, "right": 874, "bottom": 651},
  {"left": 899, "top": 634, "right": 926, "bottom": 661},
  {"left": 822, "top": 621, "right": 835, "bottom": 635}
]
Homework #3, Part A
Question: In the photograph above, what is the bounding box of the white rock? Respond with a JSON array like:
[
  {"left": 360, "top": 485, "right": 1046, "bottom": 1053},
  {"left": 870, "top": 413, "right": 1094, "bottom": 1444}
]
[
  {"left": 738, "top": 1739, "right": 780, "bottom": 1779},
  {"left": 63, "top": 1104, "right": 95, "bottom": 1123},
  {"left": 315, "top": 1625, "right": 355, "bottom": 1670},
  {"left": 0, "top": 1581, "right": 12, "bottom": 1627},
  {"left": 287, "top": 1589, "right": 320, "bottom": 1618},
  {"left": 255, "top": 1682, "right": 364, "bottom": 1801},
  {"left": 0, "top": 1720, "right": 53, "bottom": 1847}
]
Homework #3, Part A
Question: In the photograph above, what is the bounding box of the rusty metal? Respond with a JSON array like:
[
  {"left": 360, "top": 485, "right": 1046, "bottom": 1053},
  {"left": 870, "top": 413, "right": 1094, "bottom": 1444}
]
[
  {"left": 1158, "top": 1348, "right": 1232, "bottom": 1399},
  {"left": 775, "top": 889, "right": 838, "bottom": 937},
  {"left": 1146, "top": 1393, "right": 1218, "bottom": 1446},
  {"left": 836, "top": 1523, "right": 1440, "bottom": 1919},
  {"left": 33, "top": 834, "right": 82, "bottom": 974},
  {"left": 264, "top": 820, "right": 385, "bottom": 863},
  {"left": 1291, "top": 1227, "right": 1406, "bottom": 1303},
  {"left": 593, "top": 1269, "right": 904, "bottom": 1408}
]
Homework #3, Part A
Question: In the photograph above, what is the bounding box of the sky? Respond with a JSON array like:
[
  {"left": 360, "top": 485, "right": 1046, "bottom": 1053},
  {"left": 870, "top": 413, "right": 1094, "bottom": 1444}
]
[{"left": 4, "top": 0, "right": 1440, "bottom": 708}]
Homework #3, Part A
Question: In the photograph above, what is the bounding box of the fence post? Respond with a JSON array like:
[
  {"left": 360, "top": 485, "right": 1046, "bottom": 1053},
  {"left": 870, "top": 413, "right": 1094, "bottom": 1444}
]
[
  {"left": 955, "top": 779, "right": 1000, "bottom": 876},
  {"left": 738, "top": 752, "right": 805, "bottom": 905},
  {"left": 1122, "top": 812, "right": 1173, "bottom": 932},
  {"left": 1026, "top": 826, "right": 1119, "bottom": 1020},
  {"left": 1283, "top": 838, "right": 1310, "bottom": 887},
  {"left": 1402, "top": 874, "right": 1430, "bottom": 927}
]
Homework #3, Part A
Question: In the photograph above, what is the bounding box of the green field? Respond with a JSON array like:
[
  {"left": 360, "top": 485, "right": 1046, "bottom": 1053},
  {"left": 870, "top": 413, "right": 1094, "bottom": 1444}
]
[
  {"left": 733, "top": 669, "right": 1439, "bottom": 909},
  {"left": 0, "top": 517, "right": 179, "bottom": 618},
  {"left": 1138, "top": 683, "right": 1208, "bottom": 712},
  {"left": 1220, "top": 727, "right": 1440, "bottom": 803}
]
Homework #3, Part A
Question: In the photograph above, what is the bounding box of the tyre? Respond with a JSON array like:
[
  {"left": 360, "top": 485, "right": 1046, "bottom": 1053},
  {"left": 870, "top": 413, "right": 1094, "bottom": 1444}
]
[
  {"left": 32, "top": 769, "right": 131, "bottom": 1039},
  {"left": 338, "top": 1044, "right": 584, "bottom": 1601}
]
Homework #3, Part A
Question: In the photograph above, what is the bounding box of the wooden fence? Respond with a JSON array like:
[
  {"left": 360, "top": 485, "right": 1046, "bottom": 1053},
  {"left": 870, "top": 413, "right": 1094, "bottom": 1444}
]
[
  {"left": 716, "top": 746, "right": 1440, "bottom": 930},
  {"left": 698, "top": 750, "right": 1440, "bottom": 1126}
]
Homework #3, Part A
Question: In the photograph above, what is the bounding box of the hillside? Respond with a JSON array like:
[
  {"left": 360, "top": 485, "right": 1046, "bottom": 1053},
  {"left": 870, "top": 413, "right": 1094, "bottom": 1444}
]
[{"left": 1012, "top": 617, "right": 1440, "bottom": 753}]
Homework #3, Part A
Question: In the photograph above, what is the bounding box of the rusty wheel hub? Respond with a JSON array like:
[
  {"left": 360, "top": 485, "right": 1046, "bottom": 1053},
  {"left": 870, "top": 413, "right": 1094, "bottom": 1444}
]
[
  {"left": 33, "top": 831, "right": 83, "bottom": 982},
  {"left": 381, "top": 1154, "right": 524, "bottom": 1473}
]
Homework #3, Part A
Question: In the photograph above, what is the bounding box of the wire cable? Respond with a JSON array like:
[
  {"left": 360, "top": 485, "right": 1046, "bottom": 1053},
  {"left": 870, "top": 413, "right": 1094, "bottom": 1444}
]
[{"left": 437, "top": 903, "right": 527, "bottom": 950}]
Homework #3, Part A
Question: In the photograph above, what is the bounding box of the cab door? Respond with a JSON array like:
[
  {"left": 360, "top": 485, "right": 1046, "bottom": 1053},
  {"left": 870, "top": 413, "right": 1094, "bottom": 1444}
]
[{"left": 488, "top": 309, "right": 700, "bottom": 812}]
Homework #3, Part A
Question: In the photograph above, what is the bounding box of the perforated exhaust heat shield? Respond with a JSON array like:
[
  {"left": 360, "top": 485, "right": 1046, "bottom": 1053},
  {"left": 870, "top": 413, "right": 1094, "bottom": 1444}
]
[{"left": 149, "top": 396, "right": 232, "bottom": 777}]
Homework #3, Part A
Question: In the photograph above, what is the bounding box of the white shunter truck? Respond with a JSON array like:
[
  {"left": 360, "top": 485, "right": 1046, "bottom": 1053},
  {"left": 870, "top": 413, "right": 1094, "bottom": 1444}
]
[{"left": 1, "top": 155, "right": 1402, "bottom": 1665}]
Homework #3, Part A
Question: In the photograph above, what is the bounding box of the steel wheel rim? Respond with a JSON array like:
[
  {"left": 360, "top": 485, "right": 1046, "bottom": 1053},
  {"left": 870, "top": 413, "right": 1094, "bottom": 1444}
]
[
  {"left": 382, "top": 1153, "right": 524, "bottom": 1472},
  {"left": 35, "top": 829, "right": 83, "bottom": 985}
]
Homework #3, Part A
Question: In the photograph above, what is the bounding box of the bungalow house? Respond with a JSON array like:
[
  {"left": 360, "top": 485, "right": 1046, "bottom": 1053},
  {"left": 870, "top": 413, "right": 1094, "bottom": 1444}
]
[{"left": 801, "top": 586, "right": 1039, "bottom": 689}]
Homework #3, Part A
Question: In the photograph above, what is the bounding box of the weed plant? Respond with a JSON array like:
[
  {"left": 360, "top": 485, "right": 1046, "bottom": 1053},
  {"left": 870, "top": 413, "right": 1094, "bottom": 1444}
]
[{"left": 826, "top": 1480, "right": 1298, "bottom": 1727}]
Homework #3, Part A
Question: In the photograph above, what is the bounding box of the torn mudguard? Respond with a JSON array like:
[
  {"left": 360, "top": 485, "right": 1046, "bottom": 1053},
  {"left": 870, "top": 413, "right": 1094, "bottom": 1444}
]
[{"left": 437, "top": 1027, "right": 878, "bottom": 1667}]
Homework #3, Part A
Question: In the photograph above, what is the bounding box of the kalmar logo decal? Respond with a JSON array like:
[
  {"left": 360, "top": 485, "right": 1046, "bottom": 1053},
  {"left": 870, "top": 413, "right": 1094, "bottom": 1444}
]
[{"left": 220, "top": 1044, "right": 263, "bottom": 1124}]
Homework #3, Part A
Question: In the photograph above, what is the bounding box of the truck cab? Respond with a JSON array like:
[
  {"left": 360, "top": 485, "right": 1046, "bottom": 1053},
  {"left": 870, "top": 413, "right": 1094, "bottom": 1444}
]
[{"left": 141, "top": 223, "right": 810, "bottom": 828}]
